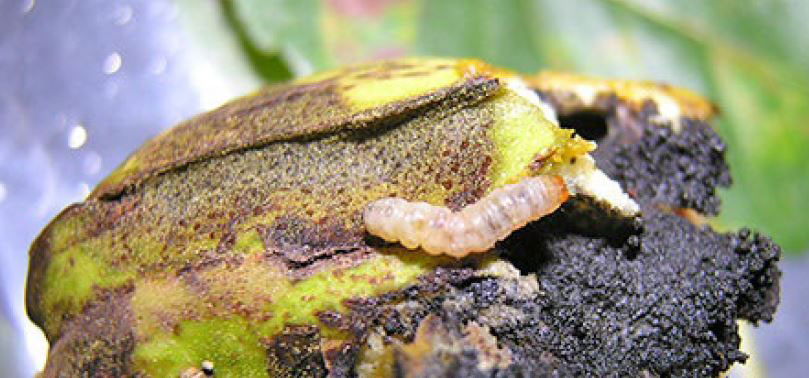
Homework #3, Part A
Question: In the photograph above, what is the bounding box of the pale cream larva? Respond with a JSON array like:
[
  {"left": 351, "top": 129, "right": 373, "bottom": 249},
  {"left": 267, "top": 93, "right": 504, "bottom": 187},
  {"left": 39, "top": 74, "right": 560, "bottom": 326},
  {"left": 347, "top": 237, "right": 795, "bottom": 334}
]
[{"left": 363, "top": 175, "right": 569, "bottom": 258}]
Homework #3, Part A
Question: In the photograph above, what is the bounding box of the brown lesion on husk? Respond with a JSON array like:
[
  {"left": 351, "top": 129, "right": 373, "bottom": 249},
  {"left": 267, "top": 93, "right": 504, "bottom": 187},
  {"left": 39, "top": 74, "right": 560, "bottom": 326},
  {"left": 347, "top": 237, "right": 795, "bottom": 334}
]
[
  {"left": 92, "top": 75, "right": 500, "bottom": 200},
  {"left": 40, "top": 286, "right": 135, "bottom": 377},
  {"left": 26, "top": 73, "right": 508, "bottom": 355}
]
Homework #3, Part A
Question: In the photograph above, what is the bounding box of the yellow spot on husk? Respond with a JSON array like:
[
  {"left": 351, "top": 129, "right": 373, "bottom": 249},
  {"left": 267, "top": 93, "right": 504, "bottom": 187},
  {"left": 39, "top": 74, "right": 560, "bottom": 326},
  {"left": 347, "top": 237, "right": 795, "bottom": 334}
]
[
  {"left": 340, "top": 59, "right": 463, "bottom": 111},
  {"left": 488, "top": 90, "right": 593, "bottom": 188},
  {"left": 41, "top": 239, "right": 134, "bottom": 332}
]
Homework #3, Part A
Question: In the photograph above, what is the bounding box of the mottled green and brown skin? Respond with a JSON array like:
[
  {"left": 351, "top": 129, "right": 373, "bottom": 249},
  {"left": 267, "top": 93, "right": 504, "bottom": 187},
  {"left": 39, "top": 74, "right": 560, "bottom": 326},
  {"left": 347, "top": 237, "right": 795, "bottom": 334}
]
[
  {"left": 25, "top": 56, "right": 777, "bottom": 377},
  {"left": 27, "top": 58, "right": 590, "bottom": 376}
]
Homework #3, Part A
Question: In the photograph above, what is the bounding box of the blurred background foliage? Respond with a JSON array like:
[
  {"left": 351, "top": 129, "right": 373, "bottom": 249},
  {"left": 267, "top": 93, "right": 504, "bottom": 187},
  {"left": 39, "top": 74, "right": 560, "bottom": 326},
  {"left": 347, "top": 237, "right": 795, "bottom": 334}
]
[{"left": 180, "top": 0, "right": 809, "bottom": 255}]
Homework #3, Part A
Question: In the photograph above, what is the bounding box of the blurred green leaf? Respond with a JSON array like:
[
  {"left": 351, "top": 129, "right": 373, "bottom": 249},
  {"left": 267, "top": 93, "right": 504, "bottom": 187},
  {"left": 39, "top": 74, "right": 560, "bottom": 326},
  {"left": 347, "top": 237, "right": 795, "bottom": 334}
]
[
  {"left": 416, "top": 0, "right": 545, "bottom": 72},
  {"left": 174, "top": 0, "right": 285, "bottom": 106},
  {"left": 220, "top": 0, "right": 293, "bottom": 82},
  {"left": 214, "top": 0, "right": 809, "bottom": 253},
  {"left": 230, "top": 0, "right": 329, "bottom": 76}
]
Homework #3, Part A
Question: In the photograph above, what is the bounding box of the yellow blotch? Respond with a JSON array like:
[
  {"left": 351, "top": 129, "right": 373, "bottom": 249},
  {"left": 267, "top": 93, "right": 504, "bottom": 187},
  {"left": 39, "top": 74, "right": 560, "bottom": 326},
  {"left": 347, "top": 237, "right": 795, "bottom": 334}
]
[
  {"left": 40, "top": 238, "right": 134, "bottom": 334},
  {"left": 341, "top": 59, "right": 462, "bottom": 111},
  {"left": 294, "top": 57, "right": 514, "bottom": 112},
  {"left": 488, "top": 90, "right": 593, "bottom": 188},
  {"left": 257, "top": 248, "right": 448, "bottom": 337}
]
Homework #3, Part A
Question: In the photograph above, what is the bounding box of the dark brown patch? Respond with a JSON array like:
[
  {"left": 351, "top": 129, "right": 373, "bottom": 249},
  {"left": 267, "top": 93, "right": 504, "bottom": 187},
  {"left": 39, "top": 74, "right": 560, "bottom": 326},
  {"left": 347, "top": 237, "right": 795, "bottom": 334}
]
[
  {"left": 263, "top": 326, "right": 327, "bottom": 376},
  {"left": 262, "top": 216, "right": 360, "bottom": 258},
  {"left": 257, "top": 215, "right": 377, "bottom": 278},
  {"left": 41, "top": 286, "right": 135, "bottom": 377}
]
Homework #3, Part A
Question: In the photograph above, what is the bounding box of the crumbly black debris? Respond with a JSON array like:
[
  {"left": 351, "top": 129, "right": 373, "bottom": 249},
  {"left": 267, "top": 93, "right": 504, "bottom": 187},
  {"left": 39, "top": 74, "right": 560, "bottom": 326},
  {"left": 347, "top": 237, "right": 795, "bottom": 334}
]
[
  {"left": 503, "top": 208, "right": 780, "bottom": 377},
  {"left": 335, "top": 206, "right": 780, "bottom": 377},
  {"left": 592, "top": 118, "right": 732, "bottom": 216},
  {"left": 544, "top": 88, "right": 731, "bottom": 216}
]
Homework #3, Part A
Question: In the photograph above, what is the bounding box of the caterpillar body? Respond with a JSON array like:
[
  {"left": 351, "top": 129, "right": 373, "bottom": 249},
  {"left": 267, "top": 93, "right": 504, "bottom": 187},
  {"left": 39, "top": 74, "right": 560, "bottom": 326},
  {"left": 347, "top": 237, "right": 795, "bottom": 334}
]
[{"left": 363, "top": 175, "right": 568, "bottom": 258}]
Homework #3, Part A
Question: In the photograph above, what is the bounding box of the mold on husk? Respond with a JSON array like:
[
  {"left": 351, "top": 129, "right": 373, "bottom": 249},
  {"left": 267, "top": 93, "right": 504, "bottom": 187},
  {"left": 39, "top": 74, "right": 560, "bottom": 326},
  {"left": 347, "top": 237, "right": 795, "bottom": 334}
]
[{"left": 26, "top": 58, "right": 780, "bottom": 377}]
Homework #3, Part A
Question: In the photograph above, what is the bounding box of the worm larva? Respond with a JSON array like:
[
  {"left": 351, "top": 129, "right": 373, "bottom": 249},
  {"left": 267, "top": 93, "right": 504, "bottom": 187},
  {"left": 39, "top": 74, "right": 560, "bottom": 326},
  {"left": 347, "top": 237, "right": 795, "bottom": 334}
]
[{"left": 363, "top": 175, "right": 568, "bottom": 258}]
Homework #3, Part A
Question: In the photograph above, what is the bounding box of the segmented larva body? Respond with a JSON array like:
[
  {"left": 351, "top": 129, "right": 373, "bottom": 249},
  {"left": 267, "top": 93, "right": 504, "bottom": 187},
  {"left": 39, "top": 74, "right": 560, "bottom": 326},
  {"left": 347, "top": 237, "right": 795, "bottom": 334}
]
[{"left": 363, "top": 175, "right": 569, "bottom": 258}]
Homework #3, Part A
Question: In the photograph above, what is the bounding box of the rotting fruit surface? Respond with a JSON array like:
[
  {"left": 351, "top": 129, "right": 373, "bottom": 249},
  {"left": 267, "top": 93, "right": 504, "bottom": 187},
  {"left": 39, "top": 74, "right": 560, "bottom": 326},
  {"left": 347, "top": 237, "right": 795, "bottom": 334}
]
[{"left": 26, "top": 58, "right": 780, "bottom": 377}]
